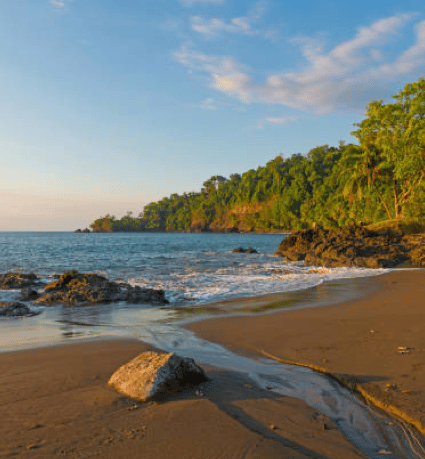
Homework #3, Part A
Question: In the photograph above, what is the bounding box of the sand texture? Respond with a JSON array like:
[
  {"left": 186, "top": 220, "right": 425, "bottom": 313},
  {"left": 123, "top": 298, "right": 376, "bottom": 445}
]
[
  {"left": 1, "top": 270, "right": 425, "bottom": 458},
  {"left": 187, "top": 270, "right": 425, "bottom": 433},
  {"left": 0, "top": 339, "right": 368, "bottom": 458}
]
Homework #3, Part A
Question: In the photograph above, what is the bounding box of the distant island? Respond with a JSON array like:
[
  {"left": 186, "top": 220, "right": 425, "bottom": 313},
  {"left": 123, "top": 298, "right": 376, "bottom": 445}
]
[{"left": 83, "top": 78, "right": 425, "bottom": 234}]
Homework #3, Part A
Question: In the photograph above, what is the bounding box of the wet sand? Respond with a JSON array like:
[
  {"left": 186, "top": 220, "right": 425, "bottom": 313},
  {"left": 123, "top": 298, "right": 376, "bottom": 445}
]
[
  {"left": 1, "top": 269, "right": 424, "bottom": 458},
  {"left": 0, "top": 339, "right": 366, "bottom": 458},
  {"left": 187, "top": 270, "right": 425, "bottom": 435}
]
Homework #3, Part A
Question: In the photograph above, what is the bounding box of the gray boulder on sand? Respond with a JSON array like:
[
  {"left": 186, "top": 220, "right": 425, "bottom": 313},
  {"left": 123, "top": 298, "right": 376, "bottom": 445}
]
[{"left": 108, "top": 351, "right": 209, "bottom": 402}]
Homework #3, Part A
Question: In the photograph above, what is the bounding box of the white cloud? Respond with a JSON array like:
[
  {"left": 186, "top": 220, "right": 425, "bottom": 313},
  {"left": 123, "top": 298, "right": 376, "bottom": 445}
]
[
  {"left": 264, "top": 116, "right": 299, "bottom": 125},
  {"left": 50, "top": 0, "right": 74, "bottom": 8},
  {"left": 175, "top": 14, "right": 425, "bottom": 113},
  {"left": 181, "top": 0, "right": 225, "bottom": 7},
  {"left": 191, "top": 2, "right": 267, "bottom": 38}
]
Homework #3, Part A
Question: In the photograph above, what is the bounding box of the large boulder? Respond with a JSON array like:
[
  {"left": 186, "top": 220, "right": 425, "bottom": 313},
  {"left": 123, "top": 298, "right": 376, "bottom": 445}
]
[
  {"left": 0, "top": 273, "right": 40, "bottom": 290},
  {"left": 0, "top": 301, "right": 34, "bottom": 317},
  {"left": 275, "top": 224, "right": 423, "bottom": 268},
  {"left": 35, "top": 271, "right": 168, "bottom": 306},
  {"left": 108, "top": 351, "right": 208, "bottom": 402}
]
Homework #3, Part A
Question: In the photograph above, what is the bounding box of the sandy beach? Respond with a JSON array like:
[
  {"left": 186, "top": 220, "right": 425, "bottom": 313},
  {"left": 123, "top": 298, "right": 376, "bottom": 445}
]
[
  {"left": 188, "top": 270, "right": 425, "bottom": 434},
  {"left": 1, "top": 270, "right": 424, "bottom": 458}
]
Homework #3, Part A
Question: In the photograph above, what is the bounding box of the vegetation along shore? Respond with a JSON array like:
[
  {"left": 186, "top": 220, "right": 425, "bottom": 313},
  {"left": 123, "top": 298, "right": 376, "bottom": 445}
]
[{"left": 83, "top": 78, "right": 425, "bottom": 235}]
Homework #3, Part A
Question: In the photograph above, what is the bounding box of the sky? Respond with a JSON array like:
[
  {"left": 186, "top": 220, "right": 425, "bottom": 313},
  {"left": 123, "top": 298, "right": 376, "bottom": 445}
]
[{"left": 1, "top": 0, "right": 425, "bottom": 230}]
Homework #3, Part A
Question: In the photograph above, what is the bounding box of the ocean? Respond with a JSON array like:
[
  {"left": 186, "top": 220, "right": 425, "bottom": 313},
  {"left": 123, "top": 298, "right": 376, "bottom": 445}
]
[
  {"left": 0, "top": 231, "right": 387, "bottom": 304},
  {"left": 0, "top": 231, "right": 389, "bottom": 353}
]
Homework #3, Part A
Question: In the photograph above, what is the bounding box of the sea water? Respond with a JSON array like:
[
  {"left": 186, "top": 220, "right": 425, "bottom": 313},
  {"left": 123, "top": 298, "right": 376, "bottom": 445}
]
[{"left": 0, "top": 231, "right": 388, "bottom": 304}]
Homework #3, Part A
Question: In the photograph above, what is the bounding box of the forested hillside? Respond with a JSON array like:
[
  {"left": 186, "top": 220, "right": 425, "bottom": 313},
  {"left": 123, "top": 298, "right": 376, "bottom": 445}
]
[{"left": 89, "top": 78, "right": 425, "bottom": 233}]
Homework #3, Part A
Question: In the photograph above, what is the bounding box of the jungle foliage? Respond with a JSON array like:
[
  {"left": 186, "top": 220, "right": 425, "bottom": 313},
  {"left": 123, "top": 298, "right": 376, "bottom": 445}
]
[{"left": 90, "top": 78, "right": 425, "bottom": 233}]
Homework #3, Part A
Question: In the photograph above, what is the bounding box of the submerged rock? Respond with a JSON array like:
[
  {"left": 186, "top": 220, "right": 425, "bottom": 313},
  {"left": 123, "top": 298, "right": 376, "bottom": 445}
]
[
  {"left": 232, "top": 247, "right": 258, "bottom": 254},
  {"left": 0, "top": 301, "right": 34, "bottom": 317},
  {"left": 275, "top": 224, "right": 425, "bottom": 268},
  {"left": 0, "top": 273, "right": 40, "bottom": 290},
  {"left": 19, "top": 288, "right": 40, "bottom": 301},
  {"left": 108, "top": 351, "right": 208, "bottom": 402},
  {"left": 35, "top": 271, "right": 168, "bottom": 306}
]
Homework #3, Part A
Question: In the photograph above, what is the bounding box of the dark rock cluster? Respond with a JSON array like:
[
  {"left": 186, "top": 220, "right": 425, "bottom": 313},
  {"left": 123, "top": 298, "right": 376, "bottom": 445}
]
[
  {"left": 0, "top": 271, "right": 169, "bottom": 313},
  {"left": 34, "top": 271, "right": 168, "bottom": 306},
  {"left": 232, "top": 247, "right": 258, "bottom": 254},
  {"left": 0, "top": 273, "right": 40, "bottom": 290},
  {"left": 0, "top": 301, "right": 34, "bottom": 317},
  {"left": 276, "top": 224, "right": 425, "bottom": 268}
]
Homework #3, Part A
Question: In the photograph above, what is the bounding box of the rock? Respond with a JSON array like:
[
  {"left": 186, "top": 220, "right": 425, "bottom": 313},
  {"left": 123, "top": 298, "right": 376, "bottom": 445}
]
[
  {"left": 108, "top": 351, "right": 209, "bottom": 402},
  {"left": 35, "top": 271, "right": 168, "bottom": 306},
  {"left": 275, "top": 224, "right": 424, "bottom": 268},
  {"left": 0, "top": 273, "right": 40, "bottom": 290},
  {"left": 232, "top": 247, "right": 258, "bottom": 254},
  {"left": 19, "top": 288, "right": 39, "bottom": 301},
  {"left": 0, "top": 301, "right": 33, "bottom": 317}
]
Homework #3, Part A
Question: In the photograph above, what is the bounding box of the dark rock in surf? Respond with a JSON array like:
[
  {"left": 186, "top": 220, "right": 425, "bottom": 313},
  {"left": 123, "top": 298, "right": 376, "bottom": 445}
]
[
  {"left": 0, "top": 273, "right": 41, "bottom": 290},
  {"left": 35, "top": 271, "right": 168, "bottom": 306},
  {"left": 276, "top": 224, "right": 425, "bottom": 268},
  {"left": 0, "top": 301, "right": 35, "bottom": 317},
  {"left": 19, "top": 288, "right": 40, "bottom": 301},
  {"left": 232, "top": 247, "right": 258, "bottom": 254}
]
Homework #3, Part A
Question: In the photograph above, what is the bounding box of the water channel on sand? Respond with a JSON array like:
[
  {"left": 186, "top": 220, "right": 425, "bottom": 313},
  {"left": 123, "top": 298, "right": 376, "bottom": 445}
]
[{"left": 2, "top": 285, "right": 424, "bottom": 458}]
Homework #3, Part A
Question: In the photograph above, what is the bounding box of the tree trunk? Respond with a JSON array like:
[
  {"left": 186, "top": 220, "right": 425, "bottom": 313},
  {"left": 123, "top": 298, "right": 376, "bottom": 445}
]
[{"left": 393, "top": 180, "right": 400, "bottom": 219}]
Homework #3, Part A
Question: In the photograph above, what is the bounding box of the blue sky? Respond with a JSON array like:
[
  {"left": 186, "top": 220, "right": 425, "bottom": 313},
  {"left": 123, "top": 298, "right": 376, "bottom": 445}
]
[{"left": 1, "top": 0, "right": 424, "bottom": 230}]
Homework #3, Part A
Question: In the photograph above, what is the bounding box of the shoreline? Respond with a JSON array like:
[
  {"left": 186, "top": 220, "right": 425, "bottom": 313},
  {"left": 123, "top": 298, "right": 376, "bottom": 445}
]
[
  {"left": 171, "top": 272, "right": 383, "bottom": 324},
  {"left": 186, "top": 269, "right": 425, "bottom": 436},
  {"left": 1, "top": 270, "right": 425, "bottom": 457}
]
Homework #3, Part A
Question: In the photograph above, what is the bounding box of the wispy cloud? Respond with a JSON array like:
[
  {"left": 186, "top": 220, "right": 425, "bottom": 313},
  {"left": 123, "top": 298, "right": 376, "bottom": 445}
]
[
  {"left": 175, "top": 14, "right": 425, "bottom": 113},
  {"left": 191, "top": 2, "right": 267, "bottom": 38},
  {"left": 265, "top": 116, "right": 299, "bottom": 125},
  {"left": 50, "top": 0, "right": 65, "bottom": 7},
  {"left": 50, "top": 0, "right": 74, "bottom": 8},
  {"left": 198, "top": 98, "right": 218, "bottom": 109},
  {"left": 181, "top": 0, "right": 225, "bottom": 7},
  {"left": 257, "top": 116, "right": 299, "bottom": 129}
]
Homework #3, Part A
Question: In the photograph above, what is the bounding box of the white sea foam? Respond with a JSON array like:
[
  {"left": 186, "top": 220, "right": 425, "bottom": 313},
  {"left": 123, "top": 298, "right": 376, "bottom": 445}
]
[{"left": 129, "top": 259, "right": 390, "bottom": 304}]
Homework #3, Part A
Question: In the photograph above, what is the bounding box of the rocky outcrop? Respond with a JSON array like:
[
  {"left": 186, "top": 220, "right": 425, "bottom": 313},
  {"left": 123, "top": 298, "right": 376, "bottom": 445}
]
[
  {"left": 19, "top": 288, "right": 40, "bottom": 301},
  {"left": 35, "top": 271, "right": 168, "bottom": 306},
  {"left": 232, "top": 247, "right": 258, "bottom": 254},
  {"left": 189, "top": 221, "right": 212, "bottom": 233},
  {"left": 0, "top": 302, "right": 35, "bottom": 317},
  {"left": 276, "top": 224, "right": 425, "bottom": 268},
  {"left": 0, "top": 273, "right": 41, "bottom": 290},
  {"left": 74, "top": 228, "right": 91, "bottom": 233},
  {"left": 108, "top": 351, "right": 208, "bottom": 402}
]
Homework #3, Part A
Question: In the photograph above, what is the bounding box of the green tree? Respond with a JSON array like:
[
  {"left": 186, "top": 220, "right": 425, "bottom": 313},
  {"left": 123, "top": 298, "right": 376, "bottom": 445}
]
[{"left": 351, "top": 78, "right": 425, "bottom": 219}]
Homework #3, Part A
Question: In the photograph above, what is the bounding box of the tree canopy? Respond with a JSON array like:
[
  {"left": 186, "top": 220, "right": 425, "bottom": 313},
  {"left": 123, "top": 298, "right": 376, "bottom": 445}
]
[{"left": 90, "top": 78, "right": 425, "bottom": 233}]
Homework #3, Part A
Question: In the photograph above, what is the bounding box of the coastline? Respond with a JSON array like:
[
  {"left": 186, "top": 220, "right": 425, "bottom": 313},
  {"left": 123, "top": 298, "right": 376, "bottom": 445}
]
[
  {"left": 186, "top": 269, "right": 425, "bottom": 435},
  {"left": 1, "top": 269, "right": 425, "bottom": 457}
]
